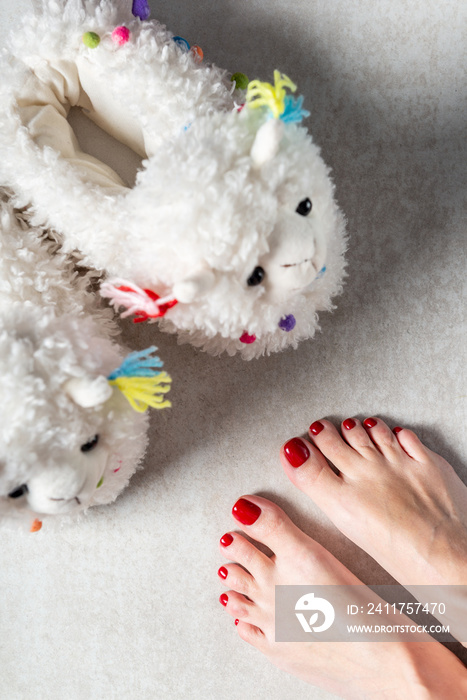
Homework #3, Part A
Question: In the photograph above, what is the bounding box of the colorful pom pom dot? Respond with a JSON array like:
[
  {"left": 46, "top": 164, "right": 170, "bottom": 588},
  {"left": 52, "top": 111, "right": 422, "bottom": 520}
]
[
  {"left": 82, "top": 31, "right": 101, "bottom": 49},
  {"left": 190, "top": 45, "right": 204, "bottom": 63},
  {"left": 132, "top": 0, "right": 151, "bottom": 21},
  {"left": 96, "top": 476, "right": 104, "bottom": 489},
  {"left": 317, "top": 266, "right": 326, "bottom": 278},
  {"left": 112, "top": 26, "right": 130, "bottom": 45},
  {"left": 231, "top": 72, "right": 249, "bottom": 90},
  {"left": 239, "top": 331, "right": 256, "bottom": 344},
  {"left": 172, "top": 36, "right": 190, "bottom": 52},
  {"left": 278, "top": 314, "right": 296, "bottom": 332},
  {"left": 30, "top": 519, "right": 42, "bottom": 533}
]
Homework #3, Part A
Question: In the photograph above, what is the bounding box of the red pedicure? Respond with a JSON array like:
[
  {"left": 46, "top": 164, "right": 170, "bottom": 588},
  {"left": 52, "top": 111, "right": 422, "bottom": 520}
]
[
  {"left": 235, "top": 619, "right": 239, "bottom": 626},
  {"left": 309, "top": 420, "right": 324, "bottom": 435},
  {"left": 343, "top": 418, "right": 356, "bottom": 430},
  {"left": 218, "top": 566, "right": 228, "bottom": 580},
  {"left": 232, "top": 498, "right": 261, "bottom": 526},
  {"left": 220, "top": 533, "right": 233, "bottom": 547},
  {"left": 363, "top": 417, "right": 377, "bottom": 428},
  {"left": 393, "top": 426, "right": 403, "bottom": 434},
  {"left": 219, "top": 593, "right": 228, "bottom": 606},
  {"left": 283, "top": 437, "right": 310, "bottom": 468}
]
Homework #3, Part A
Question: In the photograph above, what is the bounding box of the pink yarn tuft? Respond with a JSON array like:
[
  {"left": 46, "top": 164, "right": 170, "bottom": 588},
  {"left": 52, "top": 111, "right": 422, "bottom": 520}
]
[
  {"left": 100, "top": 278, "right": 177, "bottom": 323},
  {"left": 112, "top": 26, "right": 130, "bottom": 45}
]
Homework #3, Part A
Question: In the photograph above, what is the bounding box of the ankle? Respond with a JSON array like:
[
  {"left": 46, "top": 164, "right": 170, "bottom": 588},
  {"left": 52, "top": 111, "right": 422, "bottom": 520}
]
[{"left": 402, "top": 642, "right": 467, "bottom": 699}]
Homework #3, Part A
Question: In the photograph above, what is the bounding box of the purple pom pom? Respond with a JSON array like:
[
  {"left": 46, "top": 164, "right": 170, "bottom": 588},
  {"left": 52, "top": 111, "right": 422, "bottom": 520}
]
[
  {"left": 278, "top": 314, "right": 296, "bottom": 332},
  {"left": 132, "top": 0, "right": 150, "bottom": 21}
]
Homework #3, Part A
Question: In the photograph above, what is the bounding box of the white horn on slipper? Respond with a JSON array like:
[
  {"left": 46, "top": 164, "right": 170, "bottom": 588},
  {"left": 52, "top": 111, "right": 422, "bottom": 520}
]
[
  {"left": 64, "top": 375, "right": 113, "bottom": 408},
  {"left": 250, "top": 119, "right": 284, "bottom": 169}
]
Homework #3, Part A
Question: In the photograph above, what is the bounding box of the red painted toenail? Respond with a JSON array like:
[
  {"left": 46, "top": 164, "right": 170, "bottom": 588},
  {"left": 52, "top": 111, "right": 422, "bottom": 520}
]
[
  {"left": 235, "top": 619, "right": 239, "bottom": 626},
  {"left": 309, "top": 421, "right": 324, "bottom": 435},
  {"left": 219, "top": 593, "right": 228, "bottom": 606},
  {"left": 343, "top": 418, "right": 356, "bottom": 430},
  {"left": 232, "top": 498, "right": 261, "bottom": 526},
  {"left": 283, "top": 437, "right": 310, "bottom": 467},
  {"left": 220, "top": 533, "right": 234, "bottom": 547},
  {"left": 218, "top": 566, "right": 228, "bottom": 579},
  {"left": 393, "top": 426, "right": 403, "bottom": 434},
  {"left": 363, "top": 417, "right": 377, "bottom": 428}
]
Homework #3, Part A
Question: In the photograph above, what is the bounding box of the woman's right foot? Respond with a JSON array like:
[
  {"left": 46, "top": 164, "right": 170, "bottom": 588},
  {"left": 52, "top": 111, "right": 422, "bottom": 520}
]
[{"left": 280, "top": 417, "right": 467, "bottom": 587}]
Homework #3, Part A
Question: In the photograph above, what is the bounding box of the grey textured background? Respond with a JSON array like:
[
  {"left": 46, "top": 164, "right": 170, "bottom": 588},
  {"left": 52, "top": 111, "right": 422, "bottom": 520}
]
[{"left": 0, "top": 1, "right": 466, "bottom": 699}]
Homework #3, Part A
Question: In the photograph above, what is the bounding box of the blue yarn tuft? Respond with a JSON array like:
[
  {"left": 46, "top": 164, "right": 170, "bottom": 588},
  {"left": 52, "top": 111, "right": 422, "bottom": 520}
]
[
  {"left": 280, "top": 95, "right": 310, "bottom": 124},
  {"left": 108, "top": 346, "right": 164, "bottom": 380}
]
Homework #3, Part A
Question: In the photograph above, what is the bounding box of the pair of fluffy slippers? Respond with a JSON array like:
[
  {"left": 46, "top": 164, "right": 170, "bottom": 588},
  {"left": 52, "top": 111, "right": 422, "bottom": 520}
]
[{"left": 0, "top": 0, "right": 347, "bottom": 359}]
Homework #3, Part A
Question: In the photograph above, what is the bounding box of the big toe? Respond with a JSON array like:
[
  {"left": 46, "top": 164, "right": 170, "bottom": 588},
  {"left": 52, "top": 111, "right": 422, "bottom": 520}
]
[
  {"left": 231, "top": 495, "right": 311, "bottom": 558},
  {"left": 279, "top": 436, "right": 345, "bottom": 513}
]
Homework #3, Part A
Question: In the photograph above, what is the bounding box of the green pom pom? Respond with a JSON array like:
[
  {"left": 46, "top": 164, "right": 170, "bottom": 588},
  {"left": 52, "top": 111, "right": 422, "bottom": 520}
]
[
  {"left": 82, "top": 31, "right": 101, "bottom": 49},
  {"left": 231, "top": 72, "right": 249, "bottom": 90}
]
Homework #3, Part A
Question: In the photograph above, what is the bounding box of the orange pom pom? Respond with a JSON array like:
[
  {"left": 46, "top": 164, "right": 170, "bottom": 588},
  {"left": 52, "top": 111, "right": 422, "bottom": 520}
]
[
  {"left": 30, "top": 518, "right": 43, "bottom": 533},
  {"left": 191, "top": 45, "right": 204, "bottom": 63}
]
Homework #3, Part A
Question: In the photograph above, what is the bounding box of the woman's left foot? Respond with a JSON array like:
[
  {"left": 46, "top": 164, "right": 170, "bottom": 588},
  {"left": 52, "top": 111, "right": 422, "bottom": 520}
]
[{"left": 218, "top": 495, "right": 467, "bottom": 699}]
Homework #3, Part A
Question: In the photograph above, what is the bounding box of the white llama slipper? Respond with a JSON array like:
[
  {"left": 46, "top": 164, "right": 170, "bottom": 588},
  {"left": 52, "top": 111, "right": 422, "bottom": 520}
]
[
  {"left": 0, "top": 193, "right": 171, "bottom": 532},
  {"left": 0, "top": 0, "right": 347, "bottom": 358}
]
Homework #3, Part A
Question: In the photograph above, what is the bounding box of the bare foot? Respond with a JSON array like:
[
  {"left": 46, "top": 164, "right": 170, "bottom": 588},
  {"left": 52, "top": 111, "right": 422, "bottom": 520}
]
[
  {"left": 218, "top": 496, "right": 467, "bottom": 699},
  {"left": 280, "top": 418, "right": 467, "bottom": 587}
]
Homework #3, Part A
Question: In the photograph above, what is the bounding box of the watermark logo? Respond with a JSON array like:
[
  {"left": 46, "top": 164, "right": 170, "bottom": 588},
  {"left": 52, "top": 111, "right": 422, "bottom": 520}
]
[
  {"left": 295, "top": 592, "right": 335, "bottom": 633},
  {"left": 275, "top": 585, "right": 462, "bottom": 643}
]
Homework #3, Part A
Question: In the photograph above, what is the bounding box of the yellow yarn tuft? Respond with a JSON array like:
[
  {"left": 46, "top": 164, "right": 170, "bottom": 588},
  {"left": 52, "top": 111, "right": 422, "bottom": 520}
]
[
  {"left": 246, "top": 71, "right": 297, "bottom": 119},
  {"left": 109, "top": 373, "right": 172, "bottom": 413}
]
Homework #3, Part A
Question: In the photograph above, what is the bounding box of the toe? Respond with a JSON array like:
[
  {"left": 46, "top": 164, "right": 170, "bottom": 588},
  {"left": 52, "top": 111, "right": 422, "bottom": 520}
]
[
  {"left": 361, "top": 416, "right": 403, "bottom": 460},
  {"left": 231, "top": 495, "right": 313, "bottom": 558},
  {"left": 236, "top": 621, "right": 268, "bottom": 649},
  {"left": 308, "top": 419, "right": 370, "bottom": 471},
  {"left": 220, "top": 590, "right": 260, "bottom": 625},
  {"left": 218, "top": 563, "right": 256, "bottom": 597},
  {"left": 280, "top": 436, "right": 344, "bottom": 510},
  {"left": 219, "top": 531, "right": 272, "bottom": 580},
  {"left": 342, "top": 417, "right": 397, "bottom": 461},
  {"left": 393, "top": 427, "right": 431, "bottom": 462}
]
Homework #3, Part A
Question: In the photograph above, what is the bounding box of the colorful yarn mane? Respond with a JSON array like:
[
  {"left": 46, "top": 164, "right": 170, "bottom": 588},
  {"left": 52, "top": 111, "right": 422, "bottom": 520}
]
[
  {"left": 246, "top": 71, "right": 310, "bottom": 123},
  {"left": 108, "top": 346, "right": 172, "bottom": 412}
]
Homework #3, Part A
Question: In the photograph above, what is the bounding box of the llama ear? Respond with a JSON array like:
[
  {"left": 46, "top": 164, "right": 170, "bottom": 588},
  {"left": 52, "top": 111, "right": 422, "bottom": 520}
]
[
  {"left": 173, "top": 270, "right": 215, "bottom": 304},
  {"left": 250, "top": 120, "right": 284, "bottom": 168},
  {"left": 64, "top": 376, "right": 113, "bottom": 408}
]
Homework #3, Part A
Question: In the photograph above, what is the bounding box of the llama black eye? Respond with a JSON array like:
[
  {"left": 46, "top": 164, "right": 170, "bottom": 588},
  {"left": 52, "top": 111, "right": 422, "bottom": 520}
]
[
  {"left": 247, "top": 266, "right": 265, "bottom": 287},
  {"left": 296, "top": 198, "right": 312, "bottom": 216},
  {"left": 81, "top": 435, "right": 99, "bottom": 453},
  {"left": 8, "top": 484, "right": 28, "bottom": 499}
]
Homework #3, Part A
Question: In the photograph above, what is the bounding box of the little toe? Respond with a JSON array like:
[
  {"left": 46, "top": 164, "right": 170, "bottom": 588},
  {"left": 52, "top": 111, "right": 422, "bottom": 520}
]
[
  {"left": 280, "top": 437, "right": 344, "bottom": 511},
  {"left": 393, "top": 426, "right": 431, "bottom": 463},
  {"left": 351, "top": 417, "right": 401, "bottom": 461},
  {"left": 218, "top": 563, "right": 256, "bottom": 598},
  {"left": 219, "top": 531, "right": 272, "bottom": 580},
  {"left": 308, "top": 419, "right": 367, "bottom": 471},
  {"left": 236, "top": 621, "right": 268, "bottom": 649},
  {"left": 231, "top": 495, "right": 314, "bottom": 558}
]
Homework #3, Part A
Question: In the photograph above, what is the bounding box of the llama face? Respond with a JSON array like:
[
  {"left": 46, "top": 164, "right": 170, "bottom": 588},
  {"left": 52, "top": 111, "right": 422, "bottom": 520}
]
[
  {"left": 4, "top": 435, "right": 110, "bottom": 516},
  {"left": 243, "top": 199, "right": 327, "bottom": 304},
  {"left": 106, "top": 107, "right": 345, "bottom": 357},
  {"left": 0, "top": 308, "right": 153, "bottom": 522}
]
